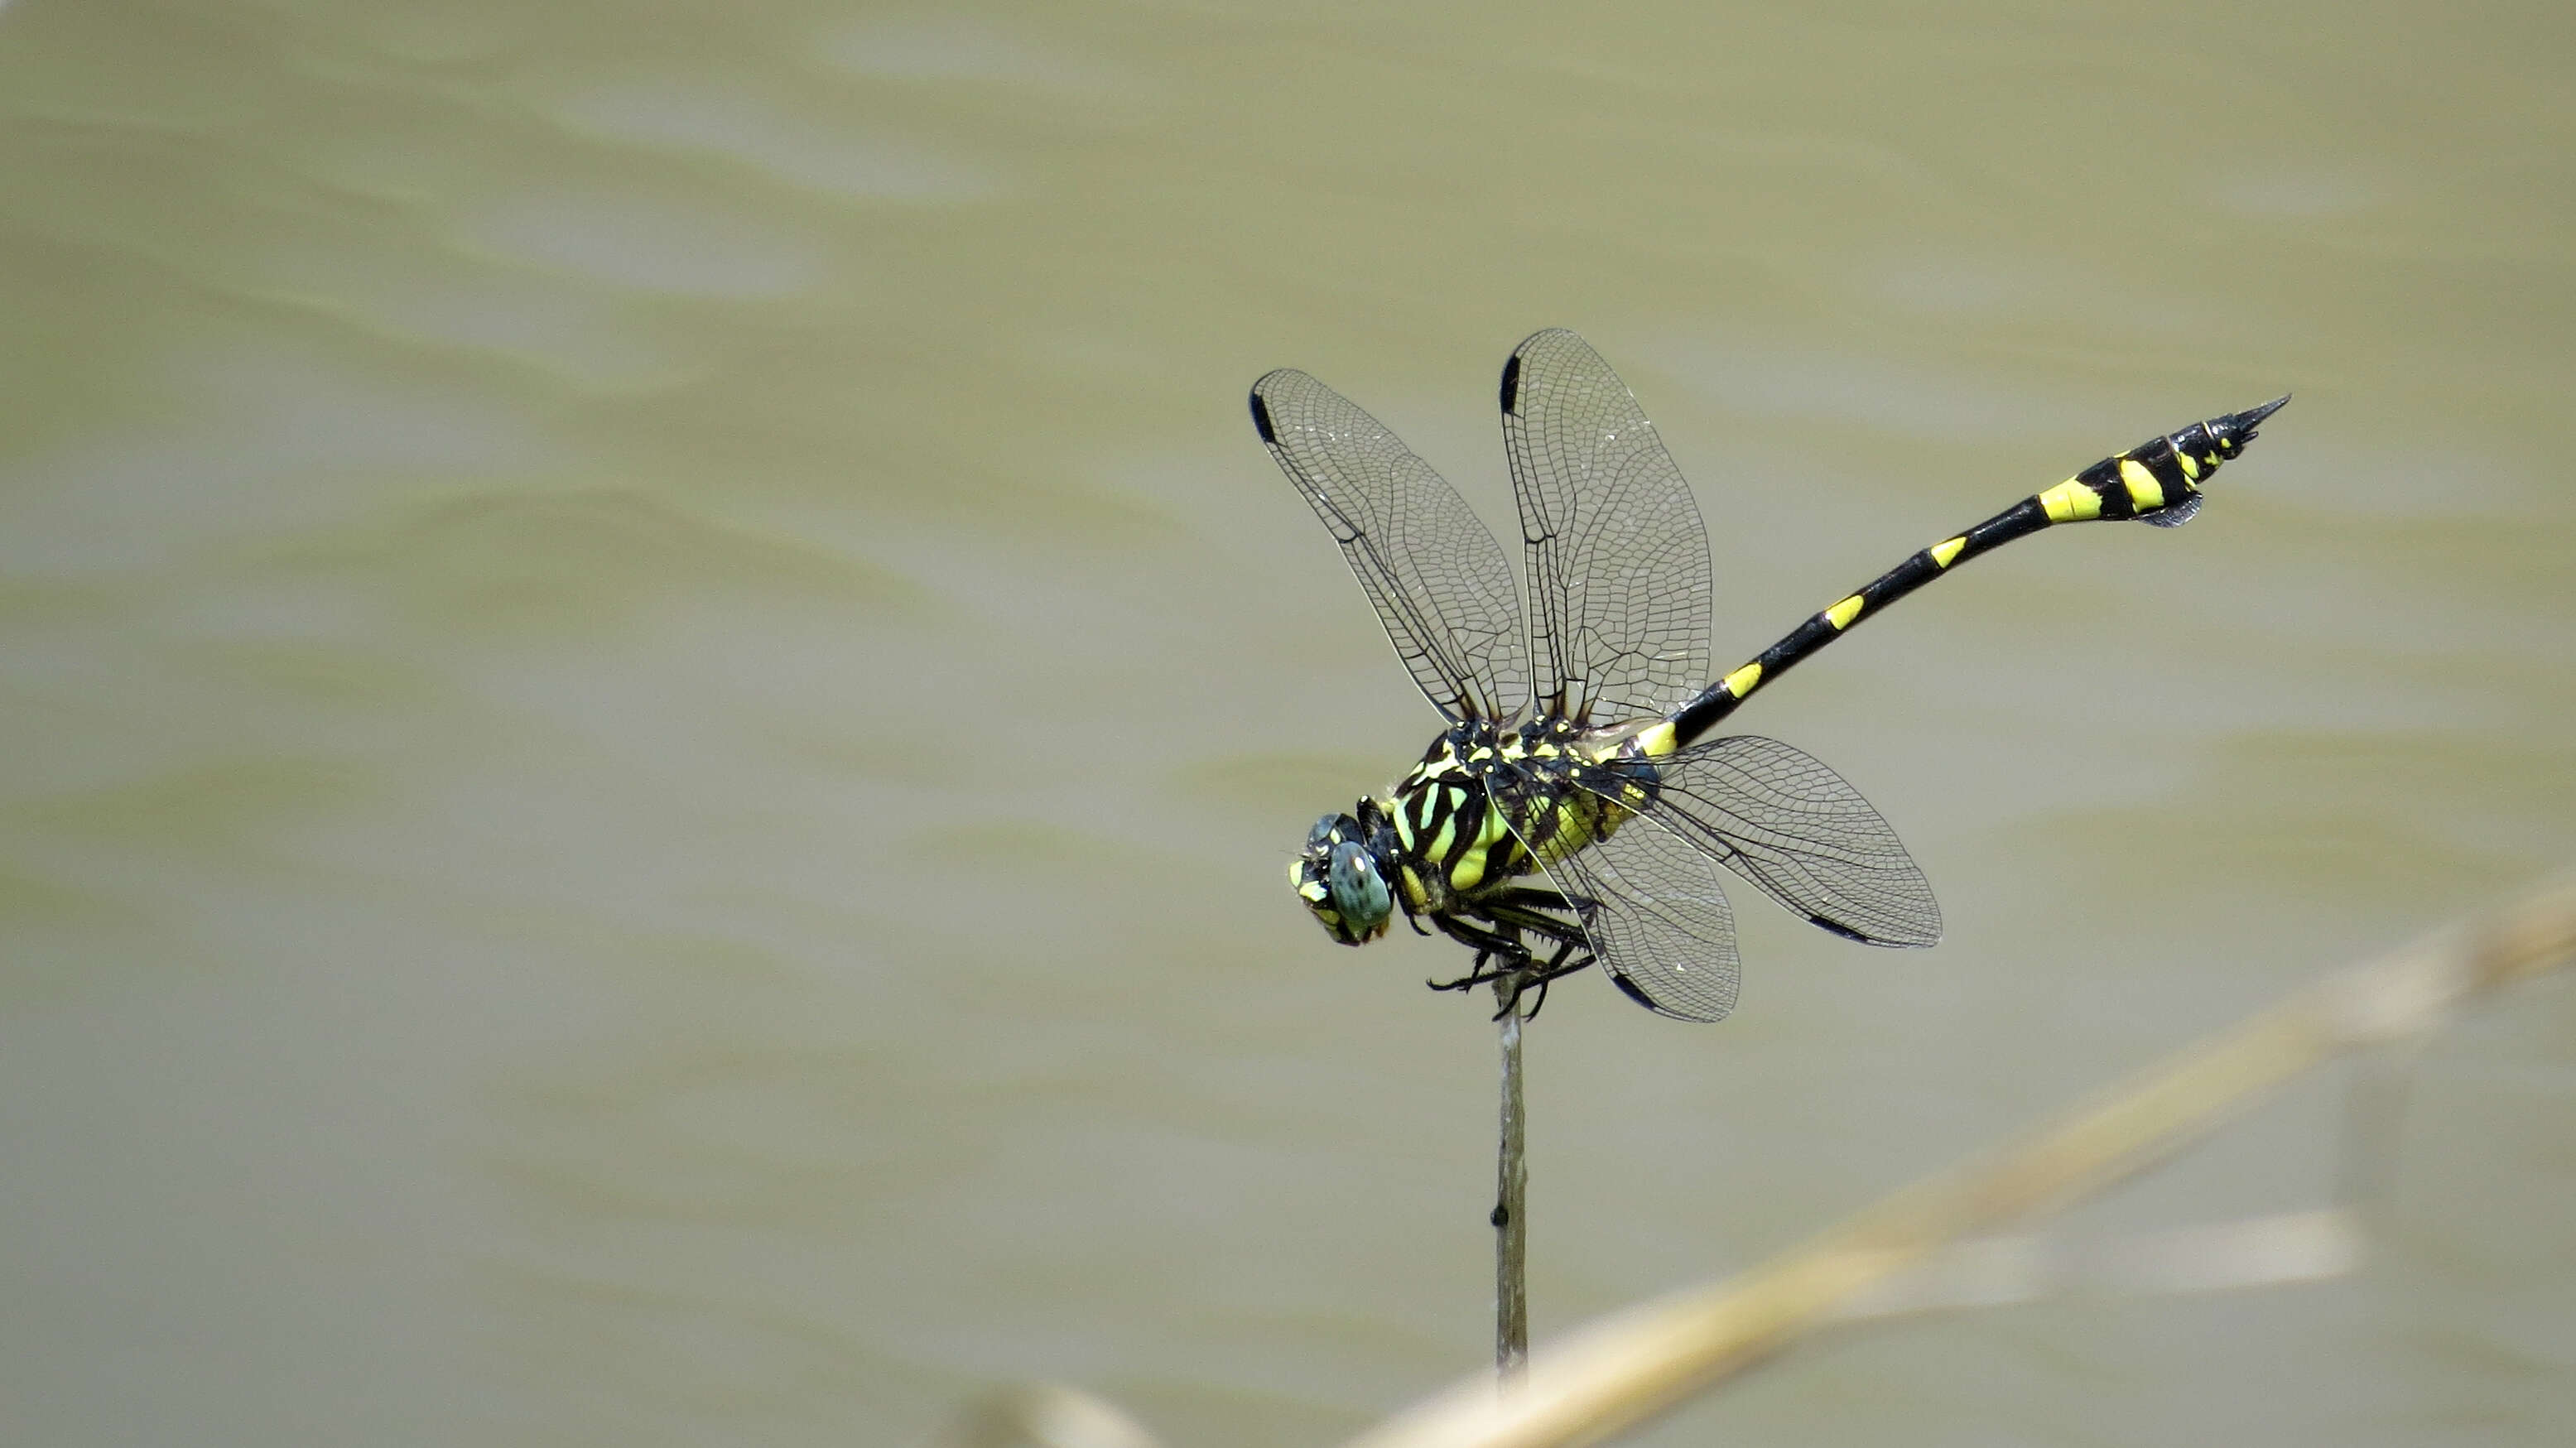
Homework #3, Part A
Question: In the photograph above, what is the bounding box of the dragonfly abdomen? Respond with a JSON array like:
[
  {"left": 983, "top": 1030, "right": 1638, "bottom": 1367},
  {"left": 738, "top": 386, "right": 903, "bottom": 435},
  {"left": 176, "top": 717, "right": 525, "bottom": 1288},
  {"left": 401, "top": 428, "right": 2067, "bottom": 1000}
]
[{"left": 1665, "top": 397, "right": 2288, "bottom": 746}]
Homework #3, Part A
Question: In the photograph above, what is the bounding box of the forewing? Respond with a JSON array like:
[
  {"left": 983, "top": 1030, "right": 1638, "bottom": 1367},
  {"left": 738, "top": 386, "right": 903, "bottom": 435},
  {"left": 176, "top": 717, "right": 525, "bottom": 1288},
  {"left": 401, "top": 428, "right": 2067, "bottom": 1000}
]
[
  {"left": 1620, "top": 735, "right": 1941, "bottom": 948},
  {"left": 1251, "top": 368, "right": 1529, "bottom": 723},
  {"left": 1486, "top": 769, "right": 1741, "bottom": 1022},
  {"left": 1500, "top": 330, "right": 1712, "bottom": 726}
]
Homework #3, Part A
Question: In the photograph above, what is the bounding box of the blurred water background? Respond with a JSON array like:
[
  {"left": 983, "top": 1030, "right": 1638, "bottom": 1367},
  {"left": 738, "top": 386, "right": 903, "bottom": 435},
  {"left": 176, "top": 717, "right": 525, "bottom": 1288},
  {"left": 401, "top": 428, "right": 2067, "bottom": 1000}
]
[{"left": 3, "top": 2, "right": 2573, "bottom": 1444}]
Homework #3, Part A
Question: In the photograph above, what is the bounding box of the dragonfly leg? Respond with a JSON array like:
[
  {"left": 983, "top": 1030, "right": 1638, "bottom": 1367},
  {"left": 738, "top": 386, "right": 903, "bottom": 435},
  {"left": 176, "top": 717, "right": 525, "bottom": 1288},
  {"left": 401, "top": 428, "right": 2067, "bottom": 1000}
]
[
  {"left": 1424, "top": 894, "right": 1600, "bottom": 1016},
  {"left": 1424, "top": 891, "right": 1604, "bottom": 1017},
  {"left": 1468, "top": 891, "right": 1598, "bottom": 1018},
  {"left": 1426, "top": 913, "right": 1532, "bottom": 993},
  {"left": 1427, "top": 961, "right": 1507, "bottom": 993},
  {"left": 1496, "top": 928, "right": 1596, "bottom": 1021}
]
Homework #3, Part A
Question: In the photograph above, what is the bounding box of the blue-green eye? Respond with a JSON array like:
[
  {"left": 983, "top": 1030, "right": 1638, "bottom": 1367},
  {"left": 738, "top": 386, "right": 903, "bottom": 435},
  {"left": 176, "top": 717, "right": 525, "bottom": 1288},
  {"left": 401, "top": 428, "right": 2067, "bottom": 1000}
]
[{"left": 1327, "top": 840, "right": 1391, "bottom": 936}]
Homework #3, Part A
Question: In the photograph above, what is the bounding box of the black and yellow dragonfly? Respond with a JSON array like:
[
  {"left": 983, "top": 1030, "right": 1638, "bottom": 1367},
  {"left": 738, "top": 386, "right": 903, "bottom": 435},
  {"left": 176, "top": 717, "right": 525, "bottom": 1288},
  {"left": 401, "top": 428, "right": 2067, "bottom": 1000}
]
[{"left": 1250, "top": 329, "right": 2285, "bottom": 1022}]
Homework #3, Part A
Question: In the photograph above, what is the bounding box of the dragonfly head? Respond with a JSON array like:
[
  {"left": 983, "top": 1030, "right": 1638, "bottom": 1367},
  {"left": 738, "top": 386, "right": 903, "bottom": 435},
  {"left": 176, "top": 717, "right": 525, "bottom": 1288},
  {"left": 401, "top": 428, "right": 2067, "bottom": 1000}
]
[{"left": 1292, "top": 810, "right": 1393, "bottom": 945}]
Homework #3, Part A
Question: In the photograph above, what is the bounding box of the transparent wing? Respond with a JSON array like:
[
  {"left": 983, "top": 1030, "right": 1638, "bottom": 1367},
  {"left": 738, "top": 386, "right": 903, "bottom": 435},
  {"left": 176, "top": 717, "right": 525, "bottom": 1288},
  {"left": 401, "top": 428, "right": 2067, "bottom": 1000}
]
[
  {"left": 1500, "top": 330, "right": 1712, "bottom": 726},
  {"left": 1614, "top": 735, "right": 1942, "bottom": 948},
  {"left": 1487, "top": 768, "right": 1742, "bottom": 1022},
  {"left": 1251, "top": 368, "right": 1529, "bottom": 723},
  {"left": 1545, "top": 812, "right": 1744, "bottom": 1022}
]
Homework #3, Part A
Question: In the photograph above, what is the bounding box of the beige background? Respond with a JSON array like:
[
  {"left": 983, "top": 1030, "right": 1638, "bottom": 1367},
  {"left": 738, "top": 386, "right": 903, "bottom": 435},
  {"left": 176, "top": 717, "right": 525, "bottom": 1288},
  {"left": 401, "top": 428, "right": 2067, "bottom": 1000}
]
[{"left": 2, "top": 2, "right": 2571, "bottom": 1444}]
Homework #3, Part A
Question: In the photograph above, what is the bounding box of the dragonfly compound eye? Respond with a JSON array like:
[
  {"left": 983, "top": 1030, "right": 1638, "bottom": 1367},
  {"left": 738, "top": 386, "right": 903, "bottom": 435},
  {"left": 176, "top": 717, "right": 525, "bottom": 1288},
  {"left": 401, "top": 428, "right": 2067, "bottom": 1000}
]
[
  {"left": 1290, "top": 811, "right": 1391, "bottom": 945},
  {"left": 1325, "top": 840, "right": 1393, "bottom": 943}
]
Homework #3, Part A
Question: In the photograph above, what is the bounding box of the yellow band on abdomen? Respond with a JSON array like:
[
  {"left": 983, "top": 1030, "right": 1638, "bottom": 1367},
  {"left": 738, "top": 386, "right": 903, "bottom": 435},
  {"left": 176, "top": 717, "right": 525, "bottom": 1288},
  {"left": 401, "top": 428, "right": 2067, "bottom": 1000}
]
[
  {"left": 2039, "top": 479, "right": 2102, "bottom": 522},
  {"left": 2119, "top": 457, "right": 2164, "bottom": 511}
]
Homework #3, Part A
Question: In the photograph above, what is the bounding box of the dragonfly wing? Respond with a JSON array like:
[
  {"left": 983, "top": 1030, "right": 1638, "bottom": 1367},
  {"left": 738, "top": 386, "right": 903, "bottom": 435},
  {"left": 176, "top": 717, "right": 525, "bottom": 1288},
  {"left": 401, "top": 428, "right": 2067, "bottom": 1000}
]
[
  {"left": 1486, "top": 767, "right": 1742, "bottom": 1022},
  {"left": 1500, "top": 330, "right": 1712, "bottom": 725},
  {"left": 1548, "top": 815, "right": 1743, "bottom": 1021},
  {"left": 1251, "top": 368, "right": 1529, "bottom": 723},
  {"left": 1617, "top": 734, "right": 1941, "bottom": 948}
]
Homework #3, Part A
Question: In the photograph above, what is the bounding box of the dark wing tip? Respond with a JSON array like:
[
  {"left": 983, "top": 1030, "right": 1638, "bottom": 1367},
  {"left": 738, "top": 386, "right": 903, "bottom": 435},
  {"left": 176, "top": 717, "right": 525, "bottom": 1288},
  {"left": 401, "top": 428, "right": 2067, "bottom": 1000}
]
[
  {"left": 1808, "top": 914, "right": 1874, "bottom": 943},
  {"left": 1805, "top": 910, "right": 1940, "bottom": 949},
  {"left": 1609, "top": 969, "right": 1736, "bottom": 1023},
  {"left": 1247, "top": 388, "right": 1278, "bottom": 444},
  {"left": 1498, "top": 353, "right": 1524, "bottom": 416}
]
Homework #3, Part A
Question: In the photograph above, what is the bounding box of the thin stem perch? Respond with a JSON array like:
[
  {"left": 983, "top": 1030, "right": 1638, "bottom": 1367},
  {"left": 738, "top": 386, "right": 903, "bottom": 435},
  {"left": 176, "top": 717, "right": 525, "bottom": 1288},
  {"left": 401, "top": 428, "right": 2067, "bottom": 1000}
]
[{"left": 1495, "top": 987, "right": 1529, "bottom": 1384}]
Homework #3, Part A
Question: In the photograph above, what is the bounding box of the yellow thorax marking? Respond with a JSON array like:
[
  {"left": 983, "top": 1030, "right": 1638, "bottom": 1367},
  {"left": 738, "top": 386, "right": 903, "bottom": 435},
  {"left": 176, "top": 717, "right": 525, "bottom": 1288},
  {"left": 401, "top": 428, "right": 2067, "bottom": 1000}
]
[
  {"left": 1929, "top": 535, "right": 1967, "bottom": 567},
  {"left": 2039, "top": 479, "right": 2102, "bottom": 522},
  {"left": 1447, "top": 802, "right": 1511, "bottom": 889},
  {"left": 2119, "top": 457, "right": 2164, "bottom": 510},
  {"left": 1426, "top": 809, "right": 1457, "bottom": 864},
  {"left": 1825, "top": 594, "right": 1865, "bottom": 630},
  {"left": 2176, "top": 450, "right": 2201, "bottom": 480}
]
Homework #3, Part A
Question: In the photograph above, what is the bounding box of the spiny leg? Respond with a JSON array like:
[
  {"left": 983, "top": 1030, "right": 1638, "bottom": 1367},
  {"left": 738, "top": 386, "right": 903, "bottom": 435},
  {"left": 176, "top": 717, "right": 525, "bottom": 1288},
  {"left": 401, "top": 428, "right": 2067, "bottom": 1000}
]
[
  {"left": 1427, "top": 892, "right": 1591, "bottom": 997},
  {"left": 1427, "top": 912, "right": 1533, "bottom": 994},
  {"left": 1476, "top": 886, "right": 1599, "bottom": 1017},
  {"left": 1499, "top": 926, "right": 1596, "bottom": 1022},
  {"left": 1521, "top": 934, "right": 1597, "bottom": 1020},
  {"left": 1452, "top": 895, "right": 1597, "bottom": 1020}
]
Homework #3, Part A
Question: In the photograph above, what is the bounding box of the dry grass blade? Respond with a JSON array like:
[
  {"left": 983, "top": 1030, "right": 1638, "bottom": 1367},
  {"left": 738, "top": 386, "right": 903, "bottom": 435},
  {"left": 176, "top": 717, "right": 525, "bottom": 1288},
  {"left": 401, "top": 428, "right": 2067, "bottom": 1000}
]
[{"left": 1342, "top": 872, "right": 2576, "bottom": 1448}]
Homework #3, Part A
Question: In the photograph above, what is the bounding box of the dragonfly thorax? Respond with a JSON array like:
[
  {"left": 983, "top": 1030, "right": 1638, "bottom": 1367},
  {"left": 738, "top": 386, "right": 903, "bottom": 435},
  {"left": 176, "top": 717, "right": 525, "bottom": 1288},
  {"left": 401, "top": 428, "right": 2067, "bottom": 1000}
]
[{"left": 1285, "top": 716, "right": 1653, "bottom": 950}]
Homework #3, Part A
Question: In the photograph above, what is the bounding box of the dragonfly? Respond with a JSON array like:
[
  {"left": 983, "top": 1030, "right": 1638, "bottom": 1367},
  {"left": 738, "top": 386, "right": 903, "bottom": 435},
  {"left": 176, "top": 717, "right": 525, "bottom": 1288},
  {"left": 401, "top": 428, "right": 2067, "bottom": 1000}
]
[{"left": 1249, "top": 329, "right": 2285, "bottom": 1022}]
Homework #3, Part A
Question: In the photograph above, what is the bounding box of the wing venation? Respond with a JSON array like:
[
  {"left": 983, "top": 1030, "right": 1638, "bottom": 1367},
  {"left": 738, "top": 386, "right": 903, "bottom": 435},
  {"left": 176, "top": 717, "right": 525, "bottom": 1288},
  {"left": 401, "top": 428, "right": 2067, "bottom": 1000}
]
[
  {"left": 1250, "top": 369, "right": 1529, "bottom": 722},
  {"left": 1485, "top": 767, "right": 1743, "bottom": 1022},
  {"left": 1610, "top": 734, "right": 1941, "bottom": 948},
  {"left": 1500, "top": 330, "right": 1712, "bottom": 726}
]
